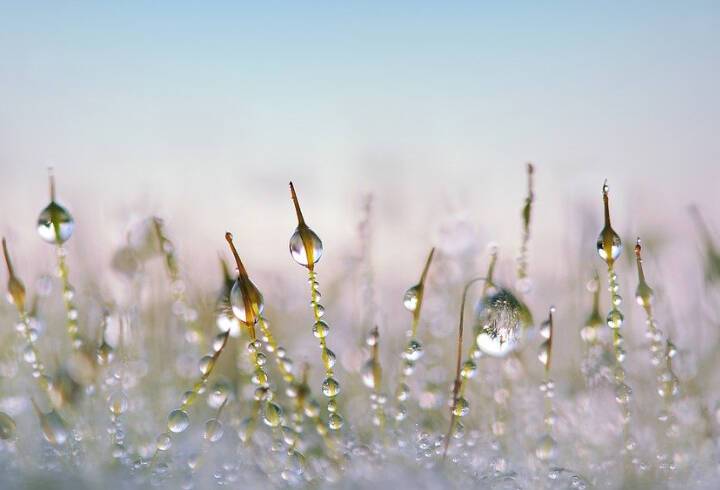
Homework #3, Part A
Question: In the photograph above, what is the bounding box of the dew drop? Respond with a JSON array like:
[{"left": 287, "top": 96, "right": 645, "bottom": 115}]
[
  {"left": 39, "top": 409, "right": 69, "bottom": 445},
  {"left": 312, "top": 320, "right": 329, "bottom": 338},
  {"left": 361, "top": 360, "right": 378, "bottom": 389},
  {"left": 328, "top": 413, "right": 344, "bottom": 430},
  {"left": 322, "top": 377, "right": 340, "bottom": 397},
  {"left": 37, "top": 202, "right": 74, "bottom": 244},
  {"left": 452, "top": 397, "right": 470, "bottom": 417},
  {"left": 289, "top": 227, "right": 323, "bottom": 267},
  {"left": 403, "top": 285, "right": 420, "bottom": 312},
  {"left": 156, "top": 432, "right": 172, "bottom": 451},
  {"left": 204, "top": 419, "right": 224, "bottom": 442},
  {"left": 230, "top": 279, "right": 264, "bottom": 325},
  {"left": 596, "top": 227, "right": 622, "bottom": 262},
  {"left": 167, "top": 409, "right": 190, "bottom": 433},
  {"left": 402, "top": 339, "right": 423, "bottom": 361},
  {"left": 263, "top": 402, "right": 283, "bottom": 428},
  {"left": 108, "top": 390, "right": 129, "bottom": 416},
  {"left": 198, "top": 355, "right": 215, "bottom": 376}
]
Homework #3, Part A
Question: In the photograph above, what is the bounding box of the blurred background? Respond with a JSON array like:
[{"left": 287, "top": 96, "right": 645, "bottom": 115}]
[{"left": 1, "top": 2, "right": 719, "bottom": 373}]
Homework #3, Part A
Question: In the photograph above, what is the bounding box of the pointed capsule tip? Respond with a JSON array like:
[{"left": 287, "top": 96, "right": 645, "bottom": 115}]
[{"left": 635, "top": 238, "right": 642, "bottom": 257}]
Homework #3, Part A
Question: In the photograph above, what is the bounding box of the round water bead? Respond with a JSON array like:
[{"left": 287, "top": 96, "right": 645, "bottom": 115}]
[
  {"left": 321, "top": 348, "right": 336, "bottom": 369},
  {"left": 0, "top": 411, "right": 17, "bottom": 440},
  {"left": 230, "top": 279, "right": 264, "bottom": 325},
  {"left": 198, "top": 355, "right": 215, "bottom": 375},
  {"left": 216, "top": 313, "right": 241, "bottom": 338},
  {"left": 606, "top": 309, "right": 624, "bottom": 329},
  {"left": 452, "top": 397, "right": 470, "bottom": 417},
  {"left": 108, "top": 390, "right": 129, "bottom": 416},
  {"left": 204, "top": 419, "right": 224, "bottom": 442},
  {"left": 37, "top": 202, "right": 74, "bottom": 244},
  {"left": 156, "top": 433, "right": 172, "bottom": 451},
  {"left": 167, "top": 409, "right": 190, "bottom": 433},
  {"left": 403, "top": 285, "right": 420, "bottom": 312},
  {"left": 402, "top": 339, "right": 423, "bottom": 361},
  {"left": 461, "top": 360, "right": 477, "bottom": 379},
  {"left": 263, "top": 402, "right": 283, "bottom": 428},
  {"left": 322, "top": 377, "right": 340, "bottom": 397},
  {"left": 289, "top": 226, "right": 323, "bottom": 267},
  {"left": 596, "top": 227, "right": 622, "bottom": 262},
  {"left": 475, "top": 287, "right": 532, "bottom": 358},
  {"left": 328, "top": 413, "right": 344, "bottom": 430},
  {"left": 313, "top": 320, "right": 329, "bottom": 338},
  {"left": 39, "top": 410, "right": 69, "bottom": 445}
]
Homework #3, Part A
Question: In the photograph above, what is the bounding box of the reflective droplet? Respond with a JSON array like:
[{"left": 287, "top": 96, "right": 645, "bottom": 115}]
[
  {"left": 596, "top": 227, "right": 622, "bottom": 263},
  {"left": 460, "top": 360, "right": 477, "bottom": 379},
  {"left": 328, "top": 413, "right": 344, "bottom": 430},
  {"left": 39, "top": 409, "right": 69, "bottom": 445},
  {"left": 322, "top": 377, "right": 340, "bottom": 397},
  {"left": 108, "top": 391, "right": 129, "bottom": 416},
  {"left": 402, "top": 339, "right": 423, "bottom": 361},
  {"left": 230, "top": 279, "right": 264, "bottom": 326},
  {"left": 37, "top": 202, "right": 74, "bottom": 244},
  {"left": 204, "top": 419, "right": 224, "bottom": 442},
  {"left": 156, "top": 432, "right": 172, "bottom": 450},
  {"left": 289, "top": 227, "right": 323, "bottom": 267},
  {"left": 321, "top": 348, "right": 336, "bottom": 369},
  {"left": 263, "top": 402, "right": 283, "bottom": 428},
  {"left": 606, "top": 309, "right": 624, "bottom": 329},
  {"left": 199, "top": 355, "right": 215, "bottom": 376},
  {"left": 167, "top": 409, "right": 190, "bottom": 433},
  {"left": 403, "top": 285, "right": 420, "bottom": 312},
  {"left": 312, "top": 320, "right": 329, "bottom": 338},
  {"left": 475, "top": 287, "right": 532, "bottom": 358},
  {"left": 452, "top": 397, "right": 470, "bottom": 417}
]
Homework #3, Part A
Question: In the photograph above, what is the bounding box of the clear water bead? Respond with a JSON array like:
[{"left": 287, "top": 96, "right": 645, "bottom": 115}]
[
  {"left": 167, "top": 409, "right": 190, "bottom": 433},
  {"left": 37, "top": 202, "right": 74, "bottom": 244},
  {"left": 403, "top": 285, "right": 420, "bottom": 312},
  {"left": 289, "top": 227, "right": 323, "bottom": 267}
]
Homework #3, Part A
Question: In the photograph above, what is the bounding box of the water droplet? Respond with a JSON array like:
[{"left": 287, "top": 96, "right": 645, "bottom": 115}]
[
  {"left": 230, "top": 279, "right": 264, "bottom": 325},
  {"left": 39, "top": 409, "right": 69, "bottom": 445},
  {"left": 312, "top": 320, "right": 329, "bottom": 338},
  {"left": 0, "top": 412, "right": 17, "bottom": 440},
  {"left": 396, "top": 383, "right": 410, "bottom": 401},
  {"left": 108, "top": 391, "right": 128, "bottom": 416},
  {"left": 37, "top": 202, "right": 74, "bottom": 244},
  {"left": 204, "top": 419, "right": 224, "bottom": 442},
  {"left": 635, "top": 282, "right": 654, "bottom": 307},
  {"left": 198, "top": 355, "right": 215, "bottom": 376},
  {"left": 596, "top": 227, "right": 622, "bottom": 263},
  {"left": 606, "top": 309, "right": 624, "bottom": 329},
  {"left": 615, "top": 382, "right": 632, "bottom": 404},
  {"left": 156, "top": 432, "right": 172, "bottom": 450},
  {"left": 263, "top": 402, "right": 283, "bottom": 427},
  {"left": 322, "top": 377, "right": 340, "bottom": 397},
  {"left": 167, "top": 409, "right": 190, "bottom": 433},
  {"left": 328, "top": 413, "right": 344, "bottom": 430},
  {"left": 403, "top": 285, "right": 420, "bottom": 312},
  {"left": 538, "top": 342, "right": 550, "bottom": 366},
  {"left": 402, "top": 339, "right": 424, "bottom": 361},
  {"left": 475, "top": 288, "right": 532, "bottom": 357},
  {"left": 321, "top": 348, "right": 336, "bottom": 369},
  {"left": 452, "top": 397, "right": 470, "bottom": 417},
  {"left": 461, "top": 360, "right": 477, "bottom": 379},
  {"left": 289, "top": 227, "right": 323, "bottom": 267}
]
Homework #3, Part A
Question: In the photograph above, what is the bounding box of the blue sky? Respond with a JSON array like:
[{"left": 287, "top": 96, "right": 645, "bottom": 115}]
[{"left": 1, "top": 2, "right": 719, "bottom": 281}]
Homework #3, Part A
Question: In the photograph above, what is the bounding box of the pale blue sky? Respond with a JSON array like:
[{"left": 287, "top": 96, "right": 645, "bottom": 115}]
[{"left": 1, "top": 2, "right": 719, "bottom": 285}]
